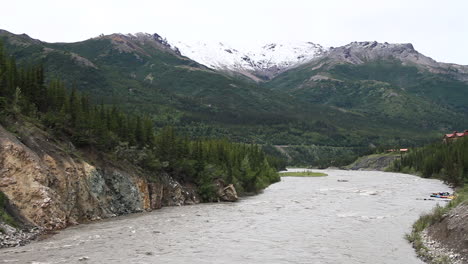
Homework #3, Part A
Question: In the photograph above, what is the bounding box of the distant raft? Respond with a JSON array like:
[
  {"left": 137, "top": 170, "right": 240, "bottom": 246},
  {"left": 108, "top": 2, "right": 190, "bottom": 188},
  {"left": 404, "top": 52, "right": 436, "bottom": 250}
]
[
  {"left": 430, "top": 192, "right": 455, "bottom": 199},
  {"left": 432, "top": 192, "right": 450, "bottom": 196}
]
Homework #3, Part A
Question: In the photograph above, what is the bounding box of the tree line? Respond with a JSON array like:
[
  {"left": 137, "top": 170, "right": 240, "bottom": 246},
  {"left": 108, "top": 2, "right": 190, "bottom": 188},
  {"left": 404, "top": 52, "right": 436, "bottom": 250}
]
[
  {"left": 0, "top": 41, "right": 284, "bottom": 200},
  {"left": 390, "top": 137, "right": 468, "bottom": 187}
]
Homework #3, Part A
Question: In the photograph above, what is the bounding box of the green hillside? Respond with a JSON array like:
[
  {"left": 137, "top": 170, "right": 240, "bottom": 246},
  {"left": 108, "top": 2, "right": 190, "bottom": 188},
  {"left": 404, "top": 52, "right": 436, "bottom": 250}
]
[
  {"left": 0, "top": 42, "right": 283, "bottom": 200},
  {"left": 265, "top": 59, "right": 468, "bottom": 131},
  {"left": 0, "top": 32, "right": 300, "bottom": 121},
  {"left": 2, "top": 30, "right": 467, "bottom": 166}
]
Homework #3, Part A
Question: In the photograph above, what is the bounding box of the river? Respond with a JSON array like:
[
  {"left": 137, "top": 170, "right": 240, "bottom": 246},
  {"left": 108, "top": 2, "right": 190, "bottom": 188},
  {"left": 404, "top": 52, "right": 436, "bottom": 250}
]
[{"left": 0, "top": 169, "right": 450, "bottom": 264}]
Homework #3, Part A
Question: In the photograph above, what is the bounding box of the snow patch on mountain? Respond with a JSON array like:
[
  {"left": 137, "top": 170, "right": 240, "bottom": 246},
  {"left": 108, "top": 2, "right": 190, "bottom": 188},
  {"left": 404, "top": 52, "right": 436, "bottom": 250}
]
[{"left": 172, "top": 41, "right": 327, "bottom": 79}]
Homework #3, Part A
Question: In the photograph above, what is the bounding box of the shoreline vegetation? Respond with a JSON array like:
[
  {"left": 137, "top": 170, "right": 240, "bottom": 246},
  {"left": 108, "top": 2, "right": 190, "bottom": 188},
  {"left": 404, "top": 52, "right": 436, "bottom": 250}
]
[
  {"left": 280, "top": 171, "right": 328, "bottom": 177},
  {"left": 406, "top": 186, "right": 468, "bottom": 264},
  {"left": 386, "top": 137, "right": 468, "bottom": 263}
]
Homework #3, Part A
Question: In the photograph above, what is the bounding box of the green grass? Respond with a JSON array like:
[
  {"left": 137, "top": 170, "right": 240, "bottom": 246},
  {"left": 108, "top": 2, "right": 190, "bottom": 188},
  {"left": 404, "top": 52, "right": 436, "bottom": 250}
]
[{"left": 280, "top": 171, "right": 328, "bottom": 177}]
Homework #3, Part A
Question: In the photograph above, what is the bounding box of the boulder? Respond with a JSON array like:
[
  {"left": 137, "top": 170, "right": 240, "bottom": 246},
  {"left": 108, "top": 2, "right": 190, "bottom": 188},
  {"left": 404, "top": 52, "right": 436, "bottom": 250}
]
[
  {"left": 218, "top": 184, "right": 238, "bottom": 202},
  {"left": 162, "top": 176, "right": 200, "bottom": 206}
]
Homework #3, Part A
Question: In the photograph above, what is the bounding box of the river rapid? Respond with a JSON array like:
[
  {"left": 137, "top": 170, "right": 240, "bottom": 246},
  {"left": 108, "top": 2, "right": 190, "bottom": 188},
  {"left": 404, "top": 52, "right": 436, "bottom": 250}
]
[{"left": 1, "top": 169, "right": 450, "bottom": 264}]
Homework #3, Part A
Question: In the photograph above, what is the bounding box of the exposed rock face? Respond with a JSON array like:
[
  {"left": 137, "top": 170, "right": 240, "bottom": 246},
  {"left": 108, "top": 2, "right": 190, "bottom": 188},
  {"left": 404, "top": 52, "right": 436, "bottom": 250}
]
[
  {"left": 426, "top": 203, "right": 468, "bottom": 261},
  {"left": 0, "top": 125, "right": 144, "bottom": 230},
  {"left": 345, "top": 154, "right": 400, "bottom": 171},
  {"left": 214, "top": 180, "right": 238, "bottom": 202},
  {"left": 325, "top": 41, "right": 430, "bottom": 66},
  {"left": 0, "top": 123, "right": 199, "bottom": 234},
  {"left": 218, "top": 184, "right": 238, "bottom": 202},
  {"left": 309, "top": 41, "right": 468, "bottom": 83},
  {"left": 102, "top": 33, "right": 182, "bottom": 57},
  {"left": 162, "top": 177, "right": 199, "bottom": 206}
]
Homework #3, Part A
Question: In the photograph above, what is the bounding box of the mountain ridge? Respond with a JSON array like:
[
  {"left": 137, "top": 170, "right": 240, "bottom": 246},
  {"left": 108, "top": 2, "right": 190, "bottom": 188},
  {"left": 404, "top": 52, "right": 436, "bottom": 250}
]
[
  {"left": 172, "top": 38, "right": 468, "bottom": 83},
  {"left": 1, "top": 28, "right": 467, "bottom": 159},
  {"left": 174, "top": 39, "right": 468, "bottom": 83},
  {"left": 173, "top": 40, "right": 326, "bottom": 81},
  {"left": 3, "top": 29, "right": 467, "bottom": 82},
  {"left": 313, "top": 41, "right": 468, "bottom": 82}
]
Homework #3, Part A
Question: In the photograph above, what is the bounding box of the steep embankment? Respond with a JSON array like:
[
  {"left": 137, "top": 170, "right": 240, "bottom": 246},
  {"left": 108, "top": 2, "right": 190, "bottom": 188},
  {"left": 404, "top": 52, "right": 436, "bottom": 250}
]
[
  {"left": 0, "top": 122, "right": 208, "bottom": 247},
  {"left": 424, "top": 203, "right": 468, "bottom": 262},
  {"left": 407, "top": 189, "right": 468, "bottom": 264},
  {"left": 344, "top": 153, "right": 400, "bottom": 171}
]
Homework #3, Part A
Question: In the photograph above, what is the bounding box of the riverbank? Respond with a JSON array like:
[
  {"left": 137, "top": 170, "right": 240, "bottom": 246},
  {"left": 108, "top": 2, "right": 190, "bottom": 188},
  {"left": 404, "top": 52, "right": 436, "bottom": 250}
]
[
  {"left": 344, "top": 153, "right": 400, "bottom": 171},
  {"left": 280, "top": 171, "right": 327, "bottom": 177},
  {"left": 0, "top": 170, "right": 450, "bottom": 263},
  {"left": 0, "top": 190, "right": 43, "bottom": 248},
  {"left": 0, "top": 223, "right": 42, "bottom": 248},
  {"left": 0, "top": 118, "right": 277, "bottom": 249},
  {"left": 407, "top": 187, "right": 468, "bottom": 264}
]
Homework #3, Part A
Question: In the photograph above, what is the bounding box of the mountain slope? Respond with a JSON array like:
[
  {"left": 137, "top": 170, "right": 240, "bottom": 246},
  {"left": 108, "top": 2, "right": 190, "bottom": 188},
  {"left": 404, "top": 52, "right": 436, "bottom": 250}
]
[
  {"left": 1, "top": 30, "right": 379, "bottom": 148},
  {"left": 0, "top": 30, "right": 296, "bottom": 123},
  {"left": 1, "top": 30, "right": 467, "bottom": 162},
  {"left": 265, "top": 41, "right": 468, "bottom": 131}
]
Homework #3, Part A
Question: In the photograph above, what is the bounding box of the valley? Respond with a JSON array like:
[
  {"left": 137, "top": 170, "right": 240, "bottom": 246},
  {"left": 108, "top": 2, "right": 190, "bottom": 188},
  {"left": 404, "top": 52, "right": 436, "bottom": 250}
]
[
  {"left": 1, "top": 27, "right": 468, "bottom": 264},
  {"left": 0, "top": 170, "right": 451, "bottom": 264},
  {"left": 2, "top": 30, "right": 467, "bottom": 168}
]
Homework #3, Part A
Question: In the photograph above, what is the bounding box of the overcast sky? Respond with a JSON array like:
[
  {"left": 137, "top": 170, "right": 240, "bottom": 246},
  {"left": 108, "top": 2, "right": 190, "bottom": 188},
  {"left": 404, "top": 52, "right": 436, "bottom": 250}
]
[{"left": 2, "top": 0, "right": 468, "bottom": 64}]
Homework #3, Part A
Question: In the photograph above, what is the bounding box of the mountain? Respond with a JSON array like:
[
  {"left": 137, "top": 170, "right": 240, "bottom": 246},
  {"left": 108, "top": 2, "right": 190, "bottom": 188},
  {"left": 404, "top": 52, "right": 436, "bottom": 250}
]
[
  {"left": 0, "top": 29, "right": 368, "bottom": 149},
  {"left": 173, "top": 41, "right": 326, "bottom": 81},
  {"left": 0, "top": 48, "right": 282, "bottom": 244},
  {"left": 310, "top": 41, "right": 468, "bottom": 82},
  {"left": 0, "top": 30, "right": 294, "bottom": 123},
  {"left": 265, "top": 41, "right": 468, "bottom": 130},
  {"left": 1, "top": 29, "right": 467, "bottom": 166}
]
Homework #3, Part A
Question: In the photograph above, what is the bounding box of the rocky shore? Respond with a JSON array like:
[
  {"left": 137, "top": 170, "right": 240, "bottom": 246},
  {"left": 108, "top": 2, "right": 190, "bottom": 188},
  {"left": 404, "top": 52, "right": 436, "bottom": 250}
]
[
  {"left": 420, "top": 230, "right": 466, "bottom": 264},
  {"left": 0, "top": 121, "right": 239, "bottom": 249},
  {"left": 0, "top": 223, "right": 42, "bottom": 248},
  {"left": 422, "top": 202, "right": 468, "bottom": 264},
  {"left": 408, "top": 196, "right": 468, "bottom": 264}
]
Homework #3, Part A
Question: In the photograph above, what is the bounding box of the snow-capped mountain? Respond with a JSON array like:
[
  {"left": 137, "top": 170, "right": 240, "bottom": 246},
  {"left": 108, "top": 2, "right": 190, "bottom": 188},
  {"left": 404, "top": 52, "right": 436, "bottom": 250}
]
[
  {"left": 172, "top": 41, "right": 326, "bottom": 81},
  {"left": 112, "top": 32, "right": 468, "bottom": 83}
]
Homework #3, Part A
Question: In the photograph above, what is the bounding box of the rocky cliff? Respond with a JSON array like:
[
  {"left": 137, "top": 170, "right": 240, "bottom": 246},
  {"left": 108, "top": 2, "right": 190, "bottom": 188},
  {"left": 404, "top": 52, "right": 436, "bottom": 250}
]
[
  {"left": 0, "top": 121, "right": 210, "bottom": 246},
  {"left": 344, "top": 153, "right": 400, "bottom": 171}
]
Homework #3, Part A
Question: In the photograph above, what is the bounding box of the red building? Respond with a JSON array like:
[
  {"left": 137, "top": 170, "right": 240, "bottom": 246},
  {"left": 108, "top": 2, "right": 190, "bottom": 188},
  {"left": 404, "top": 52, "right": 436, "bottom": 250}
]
[{"left": 443, "top": 130, "right": 468, "bottom": 143}]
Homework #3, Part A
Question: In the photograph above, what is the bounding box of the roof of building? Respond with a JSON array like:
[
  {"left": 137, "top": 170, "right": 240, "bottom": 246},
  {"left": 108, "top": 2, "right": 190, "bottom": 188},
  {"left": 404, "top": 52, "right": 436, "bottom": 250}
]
[{"left": 444, "top": 130, "right": 468, "bottom": 139}]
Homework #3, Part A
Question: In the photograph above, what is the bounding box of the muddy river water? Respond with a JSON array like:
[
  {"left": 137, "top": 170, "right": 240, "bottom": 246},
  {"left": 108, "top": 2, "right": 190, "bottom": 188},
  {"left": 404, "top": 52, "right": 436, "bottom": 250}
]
[{"left": 1, "top": 169, "right": 450, "bottom": 264}]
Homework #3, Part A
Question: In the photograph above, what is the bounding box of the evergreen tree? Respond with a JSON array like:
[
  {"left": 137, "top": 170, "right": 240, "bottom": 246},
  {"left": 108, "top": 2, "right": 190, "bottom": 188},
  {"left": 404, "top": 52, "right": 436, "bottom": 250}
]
[{"left": 0, "top": 41, "right": 284, "bottom": 202}]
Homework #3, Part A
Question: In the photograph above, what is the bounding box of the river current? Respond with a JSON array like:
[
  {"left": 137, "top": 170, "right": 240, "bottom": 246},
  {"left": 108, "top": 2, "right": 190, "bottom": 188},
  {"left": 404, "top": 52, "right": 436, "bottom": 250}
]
[{"left": 0, "top": 169, "right": 450, "bottom": 264}]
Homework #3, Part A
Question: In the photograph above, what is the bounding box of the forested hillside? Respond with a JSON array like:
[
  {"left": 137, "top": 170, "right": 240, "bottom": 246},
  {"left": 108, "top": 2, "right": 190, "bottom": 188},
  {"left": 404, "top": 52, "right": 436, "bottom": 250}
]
[
  {"left": 390, "top": 137, "right": 468, "bottom": 187},
  {"left": 0, "top": 30, "right": 373, "bottom": 150},
  {"left": 265, "top": 58, "right": 468, "bottom": 132},
  {"left": 2, "top": 30, "right": 468, "bottom": 167},
  {"left": 0, "top": 40, "right": 283, "bottom": 202}
]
